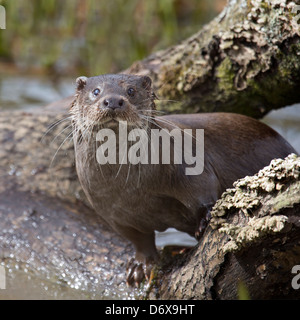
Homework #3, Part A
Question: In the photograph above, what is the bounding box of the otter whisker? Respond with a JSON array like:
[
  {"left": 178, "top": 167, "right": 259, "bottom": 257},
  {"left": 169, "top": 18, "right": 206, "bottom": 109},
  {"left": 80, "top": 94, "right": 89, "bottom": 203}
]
[
  {"left": 138, "top": 114, "right": 169, "bottom": 133},
  {"left": 41, "top": 116, "right": 72, "bottom": 143},
  {"left": 139, "top": 109, "right": 166, "bottom": 115},
  {"left": 125, "top": 158, "right": 132, "bottom": 186},
  {"left": 49, "top": 129, "right": 75, "bottom": 169},
  {"left": 92, "top": 126, "right": 106, "bottom": 183},
  {"left": 50, "top": 123, "right": 74, "bottom": 145},
  {"left": 115, "top": 141, "right": 128, "bottom": 180},
  {"left": 155, "top": 98, "right": 182, "bottom": 104},
  {"left": 142, "top": 114, "right": 202, "bottom": 145},
  {"left": 50, "top": 118, "right": 92, "bottom": 170}
]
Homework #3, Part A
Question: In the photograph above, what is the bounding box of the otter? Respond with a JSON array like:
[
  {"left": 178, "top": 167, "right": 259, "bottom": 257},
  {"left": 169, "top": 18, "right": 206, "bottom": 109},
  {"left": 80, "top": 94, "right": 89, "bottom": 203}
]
[{"left": 70, "top": 74, "right": 296, "bottom": 286}]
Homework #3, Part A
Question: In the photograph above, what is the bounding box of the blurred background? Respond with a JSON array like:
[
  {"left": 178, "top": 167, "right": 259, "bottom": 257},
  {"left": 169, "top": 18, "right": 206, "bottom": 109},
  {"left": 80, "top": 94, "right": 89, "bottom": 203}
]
[
  {"left": 0, "top": 0, "right": 226, "bottom": 77},
  {"left": 0, "top": 0, "right": 227, "bottom": 110}
]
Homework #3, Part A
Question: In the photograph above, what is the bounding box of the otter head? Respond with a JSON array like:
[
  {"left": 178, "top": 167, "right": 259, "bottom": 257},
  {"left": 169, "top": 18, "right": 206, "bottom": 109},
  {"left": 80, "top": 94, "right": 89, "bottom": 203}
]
[{"left": 70, "top": 74, "right": 156, "bottom": 130}]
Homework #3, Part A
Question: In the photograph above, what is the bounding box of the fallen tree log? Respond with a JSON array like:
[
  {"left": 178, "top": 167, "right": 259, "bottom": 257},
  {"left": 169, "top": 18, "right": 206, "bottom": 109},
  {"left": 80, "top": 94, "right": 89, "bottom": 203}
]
[
  {"left": 126, "top": 0, "right": 300, "bottom": 118},
  {"left": 150, "top": 154, "right": 300, "bottom": 300}
]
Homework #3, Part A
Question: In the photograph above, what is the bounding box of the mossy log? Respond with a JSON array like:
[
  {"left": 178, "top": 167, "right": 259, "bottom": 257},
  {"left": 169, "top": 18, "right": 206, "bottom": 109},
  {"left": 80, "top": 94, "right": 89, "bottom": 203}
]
[{"left": 126, "top": 0, "right": 300, "bottom": 118}]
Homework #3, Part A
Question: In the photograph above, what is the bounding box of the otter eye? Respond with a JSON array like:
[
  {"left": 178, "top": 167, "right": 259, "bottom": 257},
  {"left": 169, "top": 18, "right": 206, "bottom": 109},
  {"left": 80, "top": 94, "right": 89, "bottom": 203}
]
[
  {"left": 92, "top": 88, "right": 101, "bottom": 96},
  {"left": 127, "top": 87, "right": 135, "bottom": 97}
]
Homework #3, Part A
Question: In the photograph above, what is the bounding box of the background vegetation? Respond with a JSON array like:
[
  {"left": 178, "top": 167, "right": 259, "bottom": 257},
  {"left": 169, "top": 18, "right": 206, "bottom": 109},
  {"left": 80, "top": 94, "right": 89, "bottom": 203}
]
[{"left": 0, "top": 0, "right": 226, "bottom": 77}]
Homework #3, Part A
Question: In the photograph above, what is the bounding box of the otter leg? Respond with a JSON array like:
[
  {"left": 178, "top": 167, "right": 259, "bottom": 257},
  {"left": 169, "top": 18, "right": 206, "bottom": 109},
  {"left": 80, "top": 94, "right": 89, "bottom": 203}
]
[{"left": 113, "top": 224, "right": 158, "bottom": 287}]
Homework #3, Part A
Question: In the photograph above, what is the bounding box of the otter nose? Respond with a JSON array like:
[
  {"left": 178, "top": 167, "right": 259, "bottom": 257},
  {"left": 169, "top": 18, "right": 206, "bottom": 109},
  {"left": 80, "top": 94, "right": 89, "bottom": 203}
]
[{"left": 102, "top": 96, "right": 124, "bottom": 110}]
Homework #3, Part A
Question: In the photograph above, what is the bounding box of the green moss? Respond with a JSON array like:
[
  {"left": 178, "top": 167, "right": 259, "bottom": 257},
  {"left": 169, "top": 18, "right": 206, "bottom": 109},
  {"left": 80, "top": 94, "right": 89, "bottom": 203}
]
[
  {"left": 246, "top": 0, "right": 271, "bottom": 15},
  {"left": 238, "top": 280, "right": 251, "bottom": 300},
  {"left": 216, "top": 56, "right": 236, "bottom": 93},
  {"left": 238, "top": 42, "right": 300, "bottom": 111},
  {"left": 278, "top": 43, "right": 300, "bottom": 76},
  {"left": 260, "top": 0, "right": 271, "bottom": 12}
]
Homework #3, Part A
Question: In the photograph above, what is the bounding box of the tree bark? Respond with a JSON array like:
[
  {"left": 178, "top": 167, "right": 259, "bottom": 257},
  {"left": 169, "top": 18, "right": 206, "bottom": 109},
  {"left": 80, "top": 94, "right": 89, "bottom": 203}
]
[
  {"left": 126, "top": 0, "right": 300, "bottom": 118},
  {"left": 149, "top": 154, "right": 300, "bottom": 300}
]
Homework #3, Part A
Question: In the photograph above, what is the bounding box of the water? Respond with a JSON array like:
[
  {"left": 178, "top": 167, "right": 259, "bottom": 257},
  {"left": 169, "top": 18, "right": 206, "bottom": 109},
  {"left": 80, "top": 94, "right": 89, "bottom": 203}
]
[
  {"left": 0, "top": 74, "right": 299, "bottom": 299},
  {"left": 0, "top": 266, "right": 100, "bottom": 300},
  {"left": 263, "top": 104, "right": 300, "bottom": 154},
  {"left": 0, "top": 75, "right": 75, "bottom": 111}
]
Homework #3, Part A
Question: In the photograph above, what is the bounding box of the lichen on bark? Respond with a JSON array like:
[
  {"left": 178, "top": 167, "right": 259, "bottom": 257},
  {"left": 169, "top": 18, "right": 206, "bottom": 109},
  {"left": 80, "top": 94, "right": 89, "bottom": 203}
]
[
  {"left": 219, "top": 215, "right": 290, "bottom": 253},
  {"left": 152, "top": 154, "right": 300, "bottom": 299},
  {"left": 210, "top": 153, "right": 300, "bottom": 253}
]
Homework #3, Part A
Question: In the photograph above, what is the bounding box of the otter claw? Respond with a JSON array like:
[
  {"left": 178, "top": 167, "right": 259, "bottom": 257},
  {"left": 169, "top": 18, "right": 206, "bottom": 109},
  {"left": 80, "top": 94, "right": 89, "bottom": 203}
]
[
  {"left": 133, "top": 263, "right": 144, "bottom": 286},
  {"left": 126, "top": 258, "right": 153, "bottom": 287},
  {"left": 126, "top": 258, "right": 145, "bottom": 287}
]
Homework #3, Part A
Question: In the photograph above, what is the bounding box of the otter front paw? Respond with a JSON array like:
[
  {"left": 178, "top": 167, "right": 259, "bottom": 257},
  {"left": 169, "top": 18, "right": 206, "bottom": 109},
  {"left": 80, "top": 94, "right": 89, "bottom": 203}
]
[{"left": 126, "top": 258, "right": 154, "bottom": 287}]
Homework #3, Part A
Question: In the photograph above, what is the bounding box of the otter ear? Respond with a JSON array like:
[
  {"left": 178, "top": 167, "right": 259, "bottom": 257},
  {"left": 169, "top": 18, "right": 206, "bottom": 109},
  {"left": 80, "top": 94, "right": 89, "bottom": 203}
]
[
  {"left": 141, "top": 75, "right": 152, "bottom": 89},
  {"left": 76, "top": 76, "right": 87, "bottom": 91}
]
